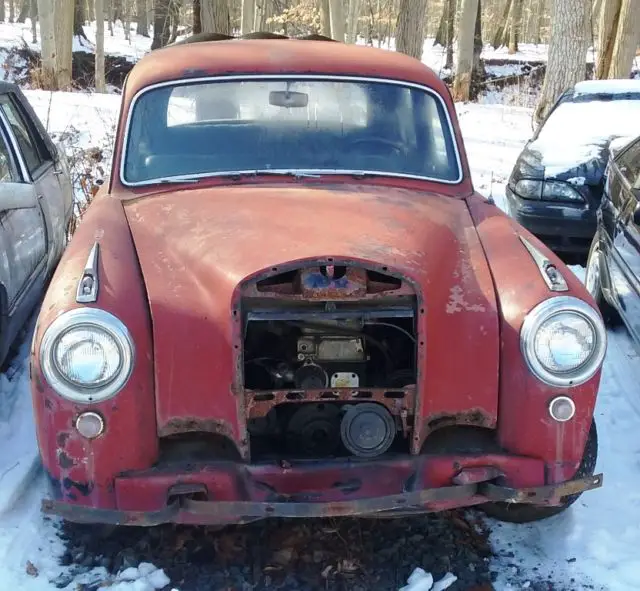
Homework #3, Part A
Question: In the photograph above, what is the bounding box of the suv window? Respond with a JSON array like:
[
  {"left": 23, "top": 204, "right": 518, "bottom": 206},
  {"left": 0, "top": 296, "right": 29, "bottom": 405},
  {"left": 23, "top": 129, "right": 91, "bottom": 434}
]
[
  {"left": 0, "top": 95, "right": 48, "bottom": 175},
  {"left": 616, "top": 138, "right": 640, "bottom": 189}
]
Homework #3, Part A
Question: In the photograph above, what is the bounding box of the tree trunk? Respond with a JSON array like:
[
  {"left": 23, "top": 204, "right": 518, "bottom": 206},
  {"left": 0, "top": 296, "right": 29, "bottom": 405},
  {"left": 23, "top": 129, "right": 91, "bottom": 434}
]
[
  {"left": 434, "top": 5, "right": 446, "bottom": 45},
  {"left": 452, "top": 0, "right": 479, "bottom": 101},
  {"left": 151, "top": 0, "right": 172, "bottom": 48},
  {"left": 0, "top": 2, "right": 5, "bottom": 21},
  {"left": 30, "top": 0, "right": 37, "bottom": 42},
  {"left": 74, "top": 0, "right": 89, "bottom": 39},
  {"left": 472, "top": 0, "right": 483, "bottom": 77},
  {"left": 346, "top": 0, "right": 360, "bottom": 43},
  {"left": 136, "top": 0, "right": 149, "bottom": 35},
  {"left": 609, "top": 0, "right": 640, "bottom": 78},
  {"left": 17, "top": 0, "right": 30, "bottom": 22},
  {"left": 491, "top": 0, "right": 512, "bottom": 48},
  {"left": 534, "top": 0, "right": 590, "bottom": 125},
  {"left": 508, "top": 0, "right": 522, "bottom": 53},
  {"left": 54, "top": 0, "right": 75, "bottom": 89},
  {"left": 241, "top": 0, "right": 254, "bottom": 34},
  {"left": 320, "top": 0, "right": 331, "bottom": 37},
  {"left": 329, "top": 0, "right": 345, "bottom": 42},
  {"left": 445, "top": 0, "right": 456, "bottom": 69},
  {"left": 168, "top": 0, "right": 180, "bottom": 43},
  {"left": 394, "top": 0, "right": 428, "bottom": 59},
  {"left": 9, "top": 0, "right": 15, "bottom": 21},
  {"left": 533, "top": 0, "right": 545, "bottom": 44},
  {"left": 95, "top": 0, "right": 106, "bottom": 92},
  {"left": 123, "top": 0, "right": 131, "bottom": 40},
  {"left": 193, "top": 0, "right": 202, "bottom": 32},
  {"left": 595, "top": 0, "right": 621, "bottom": 78},
  {"left": 37, "top": 0, "right": 57, "bottom": 88},
  {"left": 201, "top": 0, "right": 231, "bottom": 35}
]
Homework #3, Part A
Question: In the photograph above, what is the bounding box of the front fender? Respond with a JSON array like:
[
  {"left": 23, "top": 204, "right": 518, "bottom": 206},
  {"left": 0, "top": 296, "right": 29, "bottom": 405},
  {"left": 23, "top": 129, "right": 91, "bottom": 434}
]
[
  {"left": 30, "top": 193, "right": 157, "bottom": 508},
  {"left": 466, "top": 195, "right": 602, "bottom": 484}
]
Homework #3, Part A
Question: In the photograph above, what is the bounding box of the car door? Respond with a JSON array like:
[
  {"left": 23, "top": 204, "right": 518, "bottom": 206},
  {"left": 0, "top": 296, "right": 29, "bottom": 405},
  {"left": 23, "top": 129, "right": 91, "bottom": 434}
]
[
  {"left": 0, "top": 93, "right": 68, "bottom": 268},
  {"left": 0, "top": 110, "right": 46, "bottom": 314},
  {"left": 608, "top": 137, "right": 640, "bottom": 342}
]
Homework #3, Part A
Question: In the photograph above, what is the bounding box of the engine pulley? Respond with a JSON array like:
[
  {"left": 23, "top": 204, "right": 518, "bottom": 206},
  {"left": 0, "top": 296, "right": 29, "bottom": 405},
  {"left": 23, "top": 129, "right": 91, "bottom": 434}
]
[
  {"left": 294, "top": 362, "right": 328, "bottom": 389},
  {"left": 340, "top": 403, "right": 396, "bottom": 458},
  {"left": 285, "top": 403, "right": 341, "bottom": 457}
]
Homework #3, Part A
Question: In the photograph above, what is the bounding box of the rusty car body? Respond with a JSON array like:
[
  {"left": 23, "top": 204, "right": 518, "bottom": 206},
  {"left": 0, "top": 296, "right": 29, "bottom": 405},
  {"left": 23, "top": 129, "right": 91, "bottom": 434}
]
[{"left": 31, "top": 36, "right": 606, "bottom": 526}]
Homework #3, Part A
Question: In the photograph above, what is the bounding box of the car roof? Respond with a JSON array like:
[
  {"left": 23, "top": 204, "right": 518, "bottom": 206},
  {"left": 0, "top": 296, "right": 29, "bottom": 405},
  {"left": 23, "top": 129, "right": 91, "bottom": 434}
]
[
  {"left": 573, "top": 79, "right": 640, "bottom": 97},
  {"left": 0, "top": 80, "right": 19, "bottom": 95},
  {"left": 123, "top": 39, "right": 448, "bottom": 98}
]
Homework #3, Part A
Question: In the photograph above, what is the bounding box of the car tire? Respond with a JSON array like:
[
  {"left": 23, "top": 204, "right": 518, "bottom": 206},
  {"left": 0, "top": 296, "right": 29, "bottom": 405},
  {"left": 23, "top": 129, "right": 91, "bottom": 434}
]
[
  {"left": 480, "top": 420, "right": 598, "bottom": 524},
  {"left": 585, "top": 232, "right": 619, "bottom": 325}
]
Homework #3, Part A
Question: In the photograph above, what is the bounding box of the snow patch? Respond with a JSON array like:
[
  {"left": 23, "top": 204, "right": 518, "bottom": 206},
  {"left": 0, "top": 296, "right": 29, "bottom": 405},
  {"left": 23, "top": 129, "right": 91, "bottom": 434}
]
[
  {"left": 574, "top": 78, "right": 640, "bottom": 96},
  {"left": 399, "top": 568, "right": 457, "bottom": 591}
]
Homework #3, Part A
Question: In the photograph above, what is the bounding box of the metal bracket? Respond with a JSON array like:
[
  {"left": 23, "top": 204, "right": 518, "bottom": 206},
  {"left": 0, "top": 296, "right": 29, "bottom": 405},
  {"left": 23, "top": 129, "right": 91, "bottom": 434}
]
[{"left": 519, "top": 235, "right": 569, "bottom": 292}]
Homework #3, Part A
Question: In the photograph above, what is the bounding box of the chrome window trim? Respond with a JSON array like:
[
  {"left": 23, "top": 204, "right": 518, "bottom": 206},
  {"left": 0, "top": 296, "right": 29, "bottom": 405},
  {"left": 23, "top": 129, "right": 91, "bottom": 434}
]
[
  {"left": 0, "top": 106, "right": 30, "bottom": 182},
  {"left": 118, "top": 74, "right": 464, "bottom": 187}
]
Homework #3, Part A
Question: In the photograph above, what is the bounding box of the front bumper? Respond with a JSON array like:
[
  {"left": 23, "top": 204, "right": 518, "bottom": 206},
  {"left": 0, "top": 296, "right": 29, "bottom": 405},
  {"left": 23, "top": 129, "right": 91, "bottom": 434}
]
[
  {"left": 42, "top": 454, "right": 603, "bottom": 526},
  {"left": 505, "top": 186, "right": 596, "bottom": 255}
]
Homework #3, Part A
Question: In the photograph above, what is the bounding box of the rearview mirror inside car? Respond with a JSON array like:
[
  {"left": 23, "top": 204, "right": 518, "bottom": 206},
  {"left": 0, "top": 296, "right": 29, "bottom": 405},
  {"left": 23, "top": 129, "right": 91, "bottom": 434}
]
[{"left": 269, "top": 90, "right": 309, "bottom": 108}]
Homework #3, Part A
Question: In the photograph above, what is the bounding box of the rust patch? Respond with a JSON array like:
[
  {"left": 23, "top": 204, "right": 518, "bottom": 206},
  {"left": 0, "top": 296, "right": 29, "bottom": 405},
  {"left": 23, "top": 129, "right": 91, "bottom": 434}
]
[
  {"left": 158, "top": 417, "right": 236, "bottom": 439},
  {"left": 245, "top": 387, "right": 416, "bottom": 419},
  {"left": 426, "top": 409, "right": 495, "bottom": 433},
  {"left": 57, "top": 451, "right": 75, "bottom": 470},
  {"left": 57, "top": 432, "right": 70, "bottom": 447}
]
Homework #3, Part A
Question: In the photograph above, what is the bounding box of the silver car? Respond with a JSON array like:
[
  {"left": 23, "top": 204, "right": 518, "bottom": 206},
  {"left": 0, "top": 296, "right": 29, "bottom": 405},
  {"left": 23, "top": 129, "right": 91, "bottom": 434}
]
[{"left": 0, "top": 81, "right": 73, "bottom": 366}]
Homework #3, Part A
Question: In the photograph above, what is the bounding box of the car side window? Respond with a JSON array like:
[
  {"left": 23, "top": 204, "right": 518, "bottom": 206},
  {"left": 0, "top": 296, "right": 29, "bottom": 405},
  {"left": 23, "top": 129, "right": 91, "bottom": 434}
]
[
  {"left": 616, "top": 139, "right": 640, "bottom": 189},
  {"left": 0, "top": 129, "right": 18, "bottom": 182},
  {"left": 0, "top": 95, "right": 46, "bottom": 175}
]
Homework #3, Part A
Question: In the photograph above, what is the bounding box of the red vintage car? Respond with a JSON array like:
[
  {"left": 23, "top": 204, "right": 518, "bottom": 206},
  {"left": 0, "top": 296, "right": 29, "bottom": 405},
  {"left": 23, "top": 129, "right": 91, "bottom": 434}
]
[{"left": 31, "top": 36, "right": 606, "bottom": 527}]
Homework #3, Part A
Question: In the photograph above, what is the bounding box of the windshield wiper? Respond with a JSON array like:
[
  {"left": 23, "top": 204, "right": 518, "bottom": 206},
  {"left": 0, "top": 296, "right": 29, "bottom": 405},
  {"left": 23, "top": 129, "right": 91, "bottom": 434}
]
[
  {"left": 228, "top": 170, "right": 324, "bottom": 179},
  {"left": 157, "top": 177, "right": 201, "bottom": 184}
]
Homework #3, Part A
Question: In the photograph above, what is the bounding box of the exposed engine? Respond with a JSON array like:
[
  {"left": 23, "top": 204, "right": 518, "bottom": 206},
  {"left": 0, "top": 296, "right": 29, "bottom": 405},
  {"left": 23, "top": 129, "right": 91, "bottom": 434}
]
[
  {"left": 243, "top": 315, "right": 416, "bottom": 460},
  {"left": 243, "top": 317, "right": 416, "bottom": 391}
]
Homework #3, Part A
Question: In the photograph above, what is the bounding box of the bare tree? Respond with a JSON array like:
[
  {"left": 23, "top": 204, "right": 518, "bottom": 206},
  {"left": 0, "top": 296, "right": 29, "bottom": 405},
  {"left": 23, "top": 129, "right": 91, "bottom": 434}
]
[
  {"left": 152, "top": 0, "right": 172, "bottom": 47},
  {"left": 534, "top": 0, "right": 590, "bottom": 124},
  {"left": 37, "top": 0, "right": 57, "bottom": 87},
  {"left": 55, "top": 0, "right": 75, "bottom": 89},
  {"left": 320, "top": 0, "right": 331, "bottom": 37},
  {"left": 241, "top": 0, "right": 255, "bottom": 34},
  {"left": 9, "top": 0, "right": 15, "bottom": 21},
  {"left": 30, "top": 0, "right": 37, "bottom": 42},
  {"left": 16, "top": 0, "right": 30, "bottom": 22},
  {"left": 74, "top": 0, "right": 90, "bottom": 40},
  {"left": 347, "top": 0, "right": 361, "bottom": 43},
  {"left": 445, "top": 0, "right": 456, "bottom": 69},
  {"left": 596, "top": 0, "right": 640, "bottom": 79},
  {"left": 201, "top": 0, "right": 231, "bottom": 34},
  {"left": 508, "top": 0, "right": 522, "bottom": 53},
  {"left": 395, "top": 0, "right": 428, "bottom": 59},
  {"left": 136, "top": 0, "right": 149, "bottom": 35},
  {"left": 193, "top": 0, "right": 202, "bottom": 32},
  {"left": 329, "top": 0, "right": 345, "bottom": 41},
  {"left": 96, "top": 0, "right": 106, "bottom": 92},
  {"left": 453, "top": 0, "right": 479, "bottom": 101},
  {"left": 492, "top": 0, "right": 512, "bottom": 48},
  {"left": 0, "top": 2, "right": 5, "bottom": 21}
]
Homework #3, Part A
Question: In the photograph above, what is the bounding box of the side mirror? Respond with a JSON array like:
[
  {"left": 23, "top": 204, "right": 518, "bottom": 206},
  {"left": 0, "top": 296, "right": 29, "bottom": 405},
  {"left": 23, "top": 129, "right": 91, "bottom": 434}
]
[
  {"left": 633, "top": 203, "right": 640, "bottom": 226},
  {"left": 0, "top": 182, "right": 38, "bottom": 210}
]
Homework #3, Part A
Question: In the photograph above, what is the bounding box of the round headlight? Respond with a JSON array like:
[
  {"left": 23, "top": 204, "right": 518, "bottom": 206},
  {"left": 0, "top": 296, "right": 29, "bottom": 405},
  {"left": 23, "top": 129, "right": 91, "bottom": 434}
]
[
  {"left": 40, "top": 309, "right": 134, "bottom": 403},
  {"left": 521, "top": 296, "right": 606, "bottom": 387}
]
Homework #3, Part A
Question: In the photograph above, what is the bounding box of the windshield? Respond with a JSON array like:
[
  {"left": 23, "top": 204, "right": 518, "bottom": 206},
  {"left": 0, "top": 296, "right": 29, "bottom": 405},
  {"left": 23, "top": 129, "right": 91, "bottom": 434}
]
[
  {"left": 536, "top": 93, "right": 640, "bottom": 147},
  {"left": 122, "top": 77, "right": 461, "bottom": 184}
]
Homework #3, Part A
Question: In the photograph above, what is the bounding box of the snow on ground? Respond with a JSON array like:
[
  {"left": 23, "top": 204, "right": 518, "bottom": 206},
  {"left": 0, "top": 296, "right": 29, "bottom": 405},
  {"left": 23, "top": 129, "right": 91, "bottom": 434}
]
[{"left": 0, "top": 18, "right": 152, "bottom": 65}]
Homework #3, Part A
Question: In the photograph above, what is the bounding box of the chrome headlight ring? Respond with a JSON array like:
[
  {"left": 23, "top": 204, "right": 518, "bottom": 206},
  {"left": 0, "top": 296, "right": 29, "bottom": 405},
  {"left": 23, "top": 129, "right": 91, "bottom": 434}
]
[
  {"left": 520, "top": 295, "right": 607, "bottom": 387},
  {"left": 40, "top": 308, "right": 135, "bottom": 404}
]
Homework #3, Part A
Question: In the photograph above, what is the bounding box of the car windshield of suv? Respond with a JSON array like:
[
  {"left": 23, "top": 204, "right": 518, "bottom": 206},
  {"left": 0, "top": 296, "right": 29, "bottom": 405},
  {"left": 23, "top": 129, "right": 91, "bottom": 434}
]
[
  {"left": 122, "top": 77, "right": 461, "bottom": 184},
  {"left": 535, "top": 92, "right": 640, "bottom": 148}
]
